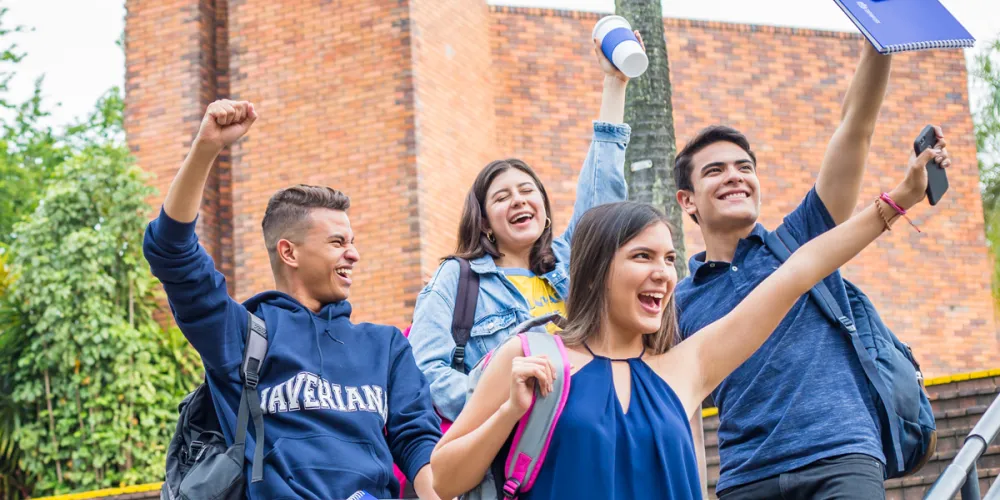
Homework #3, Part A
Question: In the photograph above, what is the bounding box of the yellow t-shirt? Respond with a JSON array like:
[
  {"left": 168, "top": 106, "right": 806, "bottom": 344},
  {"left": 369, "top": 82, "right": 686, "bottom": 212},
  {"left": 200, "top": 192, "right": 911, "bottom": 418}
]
[{"left": 503, "top": 268, "right": 566, "bottom": 333}]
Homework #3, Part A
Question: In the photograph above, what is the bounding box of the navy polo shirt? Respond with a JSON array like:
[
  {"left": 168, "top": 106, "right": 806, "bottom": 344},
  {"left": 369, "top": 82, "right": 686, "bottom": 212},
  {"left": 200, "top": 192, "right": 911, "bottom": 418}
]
[{"left": 675, "top": 187, "right": 883, "bottom": 493}]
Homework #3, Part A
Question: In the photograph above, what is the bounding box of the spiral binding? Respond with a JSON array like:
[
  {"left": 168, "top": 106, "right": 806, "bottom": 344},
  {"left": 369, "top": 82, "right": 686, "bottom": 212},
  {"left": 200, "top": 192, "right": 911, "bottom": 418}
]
[{"left": 885, "top": 38, "right": 975, "bottom": 54}]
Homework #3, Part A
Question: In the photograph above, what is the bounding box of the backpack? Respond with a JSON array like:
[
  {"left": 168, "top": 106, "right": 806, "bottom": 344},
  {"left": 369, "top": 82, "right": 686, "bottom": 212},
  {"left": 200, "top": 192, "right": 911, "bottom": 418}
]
[
  {"left": 401, "top": 257, "right": 479, "bottom": 375},
  {"left": 764, "top": 224, "right": 937, "bottom": 478},
  {"left": 161, "top": 311, "right": 269, "bottom": 500},
  {"left": 461, "top": 313, "right": 570, "bottom": 500},
  {"left": 395, "top": 258, "right": 480, "bottom": 497},
  {"left": 447, "top": 257, "right": 481, "bottom": 374}
]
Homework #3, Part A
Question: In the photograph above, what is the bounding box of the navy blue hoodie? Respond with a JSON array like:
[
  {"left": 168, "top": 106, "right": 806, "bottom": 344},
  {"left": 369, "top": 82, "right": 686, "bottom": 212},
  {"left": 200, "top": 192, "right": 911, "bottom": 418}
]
[{"left": 143, "top": 209, "right": 441, "bottom": 499}]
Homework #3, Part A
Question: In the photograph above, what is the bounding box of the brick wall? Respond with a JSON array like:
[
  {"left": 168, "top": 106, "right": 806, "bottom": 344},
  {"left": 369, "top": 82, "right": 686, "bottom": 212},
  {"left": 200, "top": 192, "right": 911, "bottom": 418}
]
[
  {"left": 224, "top": 0, "right": 424, "bottom": 324},
  {"left": 125, "top": 2, "right": 998, "bottom": 376},
  {"left": 489, "top": 8, "right": 998, "bottom": 376},
  {"left": 409, "top": 0, "right": 497, "bottom": 284},
  {"left": 125, "top": 0, "right": 220, "bottom": 261}
]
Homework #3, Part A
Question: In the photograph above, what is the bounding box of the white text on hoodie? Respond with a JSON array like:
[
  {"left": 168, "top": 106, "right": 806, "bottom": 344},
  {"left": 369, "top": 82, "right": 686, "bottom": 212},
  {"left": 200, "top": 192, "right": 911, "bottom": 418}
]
[{"left": 259, "top": 371, "right": 387, "bottom": 423}]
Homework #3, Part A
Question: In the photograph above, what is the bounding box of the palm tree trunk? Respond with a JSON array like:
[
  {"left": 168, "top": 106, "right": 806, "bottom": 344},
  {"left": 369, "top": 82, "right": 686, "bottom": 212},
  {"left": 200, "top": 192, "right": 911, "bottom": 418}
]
[{"left": 614, "top": 0, "right": 687, "bottom": 278}]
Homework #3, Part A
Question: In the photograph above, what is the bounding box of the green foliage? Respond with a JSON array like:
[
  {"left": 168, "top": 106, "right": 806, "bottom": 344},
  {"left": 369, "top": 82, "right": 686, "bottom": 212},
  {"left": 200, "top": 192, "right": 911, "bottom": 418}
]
[
  {"left": 2, "top": 109, "right": 200, "bottom": 493},
  {"left": 0, "top": 8, "right": 66, "bottom": 249},
  {"left": 0, "top": 6, "right": 201, "bottom": 492},
  {"left": 973, "top": 39, "right": 1000, "bottom": 304},
  {"left": 0, "top": 252, "right": 31, "bottom": 499},
  {"left": 0, "top": 7, "right": 60, "bottom": 496}
]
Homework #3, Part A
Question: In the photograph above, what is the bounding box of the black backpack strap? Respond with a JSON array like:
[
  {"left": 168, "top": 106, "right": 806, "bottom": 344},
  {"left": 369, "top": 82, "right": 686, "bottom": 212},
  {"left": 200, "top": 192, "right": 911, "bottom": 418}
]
[
  {"left": 450, "top": 258, "right": 480, "bottom": 374},
  {"left": 237, "top": 311, "right": 268, "bottom": 483},
  {"left": 766, "top": 224, "right": 905, "bottom": 473}
]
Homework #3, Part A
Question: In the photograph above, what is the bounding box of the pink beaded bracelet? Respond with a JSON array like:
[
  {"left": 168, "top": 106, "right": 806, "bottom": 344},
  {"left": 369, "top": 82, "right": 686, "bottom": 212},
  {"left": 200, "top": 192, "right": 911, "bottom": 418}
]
[{"left": 879, "top": 192, "right": 921, "bottom": 233}]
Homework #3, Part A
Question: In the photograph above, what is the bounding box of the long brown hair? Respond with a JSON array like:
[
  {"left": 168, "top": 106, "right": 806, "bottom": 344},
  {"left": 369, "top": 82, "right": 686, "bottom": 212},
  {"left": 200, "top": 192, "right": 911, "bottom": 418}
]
[
  {"left": 449, "top": 159, "right": 557, "bottom": 275},
  {"left": 559, "top": 202, "right": 679, "bottom": 355}
]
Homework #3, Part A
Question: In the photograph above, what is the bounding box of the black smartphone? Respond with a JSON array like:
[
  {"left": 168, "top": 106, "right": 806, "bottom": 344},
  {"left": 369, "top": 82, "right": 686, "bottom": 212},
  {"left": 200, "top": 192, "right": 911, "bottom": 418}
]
[{"left": 913, "top": 125, "right": 948, "bottom": 206}]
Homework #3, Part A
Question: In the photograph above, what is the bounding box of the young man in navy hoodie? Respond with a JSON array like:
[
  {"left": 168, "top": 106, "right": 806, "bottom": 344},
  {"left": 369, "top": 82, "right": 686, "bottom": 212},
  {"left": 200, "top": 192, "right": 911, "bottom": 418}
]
[{"left": 143, "top": 100, "right": 443, "bottom": 499}]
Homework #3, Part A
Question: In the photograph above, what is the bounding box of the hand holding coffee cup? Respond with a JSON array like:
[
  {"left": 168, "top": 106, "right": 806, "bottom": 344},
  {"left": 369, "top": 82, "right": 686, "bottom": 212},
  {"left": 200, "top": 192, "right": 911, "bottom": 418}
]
[{"left": 593, "top": 16, "right": 649, "bottom": 80}]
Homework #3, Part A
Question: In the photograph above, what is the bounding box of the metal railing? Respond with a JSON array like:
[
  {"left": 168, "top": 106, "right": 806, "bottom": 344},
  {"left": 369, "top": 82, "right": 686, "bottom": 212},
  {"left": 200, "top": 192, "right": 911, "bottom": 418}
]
[{"left": 926, "top": 393, "right": 1000, "bottom": 499}]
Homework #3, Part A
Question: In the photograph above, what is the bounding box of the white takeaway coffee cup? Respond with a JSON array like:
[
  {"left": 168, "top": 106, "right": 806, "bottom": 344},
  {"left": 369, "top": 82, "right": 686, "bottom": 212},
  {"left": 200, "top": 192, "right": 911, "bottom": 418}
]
[{"left": 592, "top": 15, "right": 648, "bottom": 79}]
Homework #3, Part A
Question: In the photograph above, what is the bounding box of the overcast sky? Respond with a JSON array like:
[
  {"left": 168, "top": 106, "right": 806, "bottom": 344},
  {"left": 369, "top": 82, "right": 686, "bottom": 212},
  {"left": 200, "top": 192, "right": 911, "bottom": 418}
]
[{"left": 4, "top": 0, "right": 998, "bottom": 128}]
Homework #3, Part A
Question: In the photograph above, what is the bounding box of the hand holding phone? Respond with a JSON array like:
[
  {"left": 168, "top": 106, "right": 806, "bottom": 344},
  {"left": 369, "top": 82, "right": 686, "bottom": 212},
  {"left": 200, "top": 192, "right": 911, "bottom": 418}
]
[{"left": 913, "top": 125, "right": 949, "bottom": 206}]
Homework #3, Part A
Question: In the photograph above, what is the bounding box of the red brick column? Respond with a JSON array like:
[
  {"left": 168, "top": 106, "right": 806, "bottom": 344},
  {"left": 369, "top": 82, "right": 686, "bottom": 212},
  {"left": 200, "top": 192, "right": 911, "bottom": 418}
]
[
  {"left": 125, "top": 0, "right": 234, "bottom": 295},
  {"left": 410, "top": 0, "right": 498, "bottom": 283},
  {"left": 223, "top": 1, "right": 422, "bottom": 325}
]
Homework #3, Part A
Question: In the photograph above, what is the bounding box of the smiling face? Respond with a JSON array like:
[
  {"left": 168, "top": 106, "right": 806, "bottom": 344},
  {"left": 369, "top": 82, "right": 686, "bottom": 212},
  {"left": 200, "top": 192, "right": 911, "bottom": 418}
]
[
  {"left": 484, "top": 168, "right": 548, "bottom": 257},
  {"left": 291, "top": 208, "right": 360, "bottom": 304},
  {"left": 605, "top": 221, "right": 678, "bottom": 336},
  {"left": 677, "top": 140, "right": 761, "bottom": 232},
  {"left": 562, "top": 202, "right": 681, "bottom": 356}
]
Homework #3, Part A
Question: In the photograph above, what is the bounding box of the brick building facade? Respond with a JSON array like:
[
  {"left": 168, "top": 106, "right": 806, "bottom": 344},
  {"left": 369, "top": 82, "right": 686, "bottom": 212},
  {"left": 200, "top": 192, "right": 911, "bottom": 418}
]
[{"left": 125, "top": 0, "right": 998, "bottom": 377}]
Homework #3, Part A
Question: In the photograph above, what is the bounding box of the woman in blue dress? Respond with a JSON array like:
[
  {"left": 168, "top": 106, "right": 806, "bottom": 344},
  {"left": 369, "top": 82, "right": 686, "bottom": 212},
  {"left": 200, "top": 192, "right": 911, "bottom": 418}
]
[{"left": 428, "top": 137, "right": 948, "bottom": 499}]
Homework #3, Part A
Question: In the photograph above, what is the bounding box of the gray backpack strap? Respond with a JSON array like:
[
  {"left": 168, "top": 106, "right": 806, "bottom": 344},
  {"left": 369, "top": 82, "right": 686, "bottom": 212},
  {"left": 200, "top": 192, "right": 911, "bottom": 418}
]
[
  {"left": 500, "top": 324, "right": 571, "bottom": 498},
  {"left": 237, "top": 311, "right": 268, "bottom": 483}
]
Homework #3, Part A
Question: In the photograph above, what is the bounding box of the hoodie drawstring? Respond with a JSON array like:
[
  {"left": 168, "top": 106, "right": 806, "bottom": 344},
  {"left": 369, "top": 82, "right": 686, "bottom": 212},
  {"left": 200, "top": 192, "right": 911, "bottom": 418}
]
[
  {"left": 316, "top": 326, "right": 324, "bottom": 382},
  {"left": 317, "top": 306, "right": 342, "bottom": 382},
  {"left": 324, "top": 307, "right": 342, "bottom": 344}
]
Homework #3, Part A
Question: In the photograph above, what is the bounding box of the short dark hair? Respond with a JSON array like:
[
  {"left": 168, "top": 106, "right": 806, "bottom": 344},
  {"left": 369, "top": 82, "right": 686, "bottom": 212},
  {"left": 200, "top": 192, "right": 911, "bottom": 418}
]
[
  {"left": 673, "top": 126, "right": 756, "bottom": 224},
  {"left": 262, "top": 184, "right": 351, "bottom": 268},
  {"left": 450, "top": 159, "right": 556, "bottom": 275},
  {"left": 674, "top": 125, "right": 756, "bottom": 192}
]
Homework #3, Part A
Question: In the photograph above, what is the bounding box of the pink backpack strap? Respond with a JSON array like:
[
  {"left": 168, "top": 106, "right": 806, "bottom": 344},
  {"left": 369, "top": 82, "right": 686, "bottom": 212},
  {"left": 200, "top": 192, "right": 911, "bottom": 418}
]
[{"left": 501, "top": 330, "right": 571, "bottom": 498}]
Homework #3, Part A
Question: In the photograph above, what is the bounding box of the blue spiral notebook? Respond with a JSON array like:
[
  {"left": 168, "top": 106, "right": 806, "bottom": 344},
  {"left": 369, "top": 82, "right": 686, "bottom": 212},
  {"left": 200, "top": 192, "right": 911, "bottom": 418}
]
[{"left": 834, "top": 0, "right": 975, "bottom": 54}]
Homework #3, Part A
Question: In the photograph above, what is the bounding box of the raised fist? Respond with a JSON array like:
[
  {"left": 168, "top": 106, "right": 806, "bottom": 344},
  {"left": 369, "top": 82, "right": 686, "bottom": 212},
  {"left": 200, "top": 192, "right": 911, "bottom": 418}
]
[{"left": 196, "top": 100, "right": 258, "bottom": 150}]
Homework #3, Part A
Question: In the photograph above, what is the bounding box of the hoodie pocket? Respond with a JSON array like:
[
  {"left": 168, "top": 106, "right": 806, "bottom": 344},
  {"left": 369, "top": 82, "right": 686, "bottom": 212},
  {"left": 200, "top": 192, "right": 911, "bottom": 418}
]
[{"left": 257, "top": 434, "right": 387, "bottom": 498}]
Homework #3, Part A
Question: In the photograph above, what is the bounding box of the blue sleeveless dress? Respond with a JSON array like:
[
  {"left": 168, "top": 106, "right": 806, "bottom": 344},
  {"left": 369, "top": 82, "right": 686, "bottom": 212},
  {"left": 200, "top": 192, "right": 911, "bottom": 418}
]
[{"left": 522, "top": 346, "right": 701, "bottom": 499}]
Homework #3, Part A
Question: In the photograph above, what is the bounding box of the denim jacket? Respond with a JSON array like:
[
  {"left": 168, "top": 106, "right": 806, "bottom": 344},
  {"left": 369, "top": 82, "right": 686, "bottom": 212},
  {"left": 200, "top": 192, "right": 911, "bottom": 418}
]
[{"left": 407, "top": 121, "right": 630, "bottom": 421}]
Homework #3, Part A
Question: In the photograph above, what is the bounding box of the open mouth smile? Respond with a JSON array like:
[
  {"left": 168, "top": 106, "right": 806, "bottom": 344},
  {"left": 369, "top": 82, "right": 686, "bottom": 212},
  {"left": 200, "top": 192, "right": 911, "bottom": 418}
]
[
  {"left": 335, "top": 266, "right": 353, "bottom": 285},
  {"left": 509, "top": 212, "right": 535, "bottom": 227},
  {"left": 638, "top": 292, "right": 664, "bottom": 314}
]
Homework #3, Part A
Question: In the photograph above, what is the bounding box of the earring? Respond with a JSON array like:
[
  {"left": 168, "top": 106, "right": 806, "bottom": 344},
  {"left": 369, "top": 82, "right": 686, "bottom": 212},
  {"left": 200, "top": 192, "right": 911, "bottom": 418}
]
[
  {"left": 486, "top": 231, "right": 496, "bottom": 243},
  {"left": 544, "top": 217, "right": 551, "bottom": 229}
]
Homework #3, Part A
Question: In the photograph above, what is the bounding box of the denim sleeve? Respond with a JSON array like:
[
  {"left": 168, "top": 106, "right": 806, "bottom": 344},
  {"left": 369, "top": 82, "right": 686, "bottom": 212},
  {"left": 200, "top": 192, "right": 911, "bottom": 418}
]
[
  {"left": 407, "top": 259, "right": 469, "bottom": 421},
  {"left": 385, "top": 328, "right": 443, "bottom": 481},
  {"left": 142, "top": 207, "right": 246, "bottom": 374},
  {"left": 782, "top": 186, "right": 838, "bottom": 246},
  {"left": 552, "top": 121, "right": 631, "bottom": 263}
]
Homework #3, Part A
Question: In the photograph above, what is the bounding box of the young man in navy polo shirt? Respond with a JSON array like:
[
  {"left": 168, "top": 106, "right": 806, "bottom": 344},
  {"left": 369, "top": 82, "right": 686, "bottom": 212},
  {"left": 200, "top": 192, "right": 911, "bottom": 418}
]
[{"left": 673, "top": 45, "right": 951, "bottom": 499}]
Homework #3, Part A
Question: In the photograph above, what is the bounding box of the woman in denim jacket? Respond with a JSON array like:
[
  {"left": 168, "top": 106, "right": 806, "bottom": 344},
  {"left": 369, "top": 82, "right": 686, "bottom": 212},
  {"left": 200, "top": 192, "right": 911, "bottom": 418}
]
[{"left": 407, "top": 34, "right": 642, "bottom": 422}]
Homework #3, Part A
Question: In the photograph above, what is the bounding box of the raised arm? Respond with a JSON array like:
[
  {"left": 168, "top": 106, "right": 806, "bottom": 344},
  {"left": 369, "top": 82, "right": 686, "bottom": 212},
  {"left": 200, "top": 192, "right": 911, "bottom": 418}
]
[
  {"left": 815, "top": 44, "right": 892, "bottom": 224},
  {"left": 660, "top": 140, "right": 947, "bottom": 418},
  {"left": 164, "top": 100, "right": 256, "bottom": 222},
  {"left": 142, "top": 100, "right": 257, "bottom": 371},
  {"left": 551, "top": 36, "right": 639, "bottom": 260}
]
